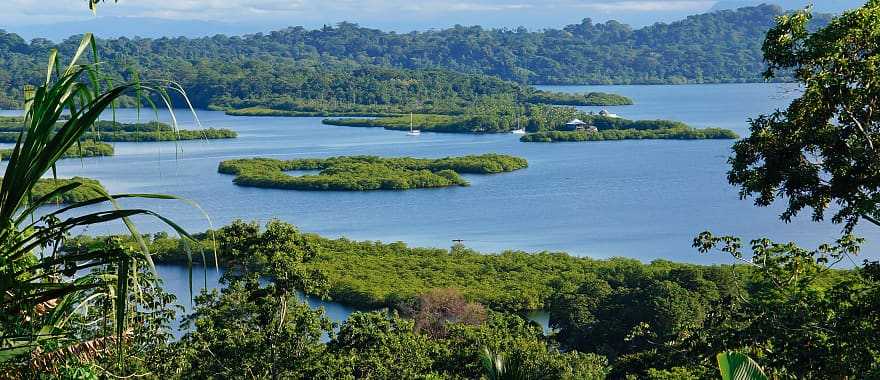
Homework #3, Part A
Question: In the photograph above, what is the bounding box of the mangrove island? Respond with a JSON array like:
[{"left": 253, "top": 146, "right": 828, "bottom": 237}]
[{"left": 218, "top": 154, "right": 528, "bottom": 191}]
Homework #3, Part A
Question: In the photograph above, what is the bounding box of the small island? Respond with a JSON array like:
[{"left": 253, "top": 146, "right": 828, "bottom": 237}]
[
  {"left": 527, "top": 90, "right": 633, "bottom": 106},
  {"left": 31, "top": 177, "right": 107, "bottom": 204},
  {"left": 218, "top": 154, "right": 528, "bottom": 191},
  {"left": 0, "top": 118, "right": 237, "bottom": 143},
  {"left": 1, "top": 140, "right": 114, "bottom": 161},
  {"left": 520, "top": 127, "right": 739, "bottom": 142}
]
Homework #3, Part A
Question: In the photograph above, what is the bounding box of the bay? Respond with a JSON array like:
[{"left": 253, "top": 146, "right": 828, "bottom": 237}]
[{"left": 4, "top": 83, "right": 875, "bottom": 330}]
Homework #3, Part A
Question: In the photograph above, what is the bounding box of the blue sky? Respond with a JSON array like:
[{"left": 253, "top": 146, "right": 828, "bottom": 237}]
[{"left": 3, "top": 0, "right": 866, "bottom": 40}]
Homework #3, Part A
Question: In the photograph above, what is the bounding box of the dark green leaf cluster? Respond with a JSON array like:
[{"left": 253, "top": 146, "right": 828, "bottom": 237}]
[
  {"left": 217, "top": 154, "right": 528, "bottom": 191},
  {"left": 728, "top": 1, "right": 880, "bottom": 231}
]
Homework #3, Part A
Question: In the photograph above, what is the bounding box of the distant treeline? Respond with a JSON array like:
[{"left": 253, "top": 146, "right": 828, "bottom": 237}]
[
  {"left": 0, "top": 117, "right": 236, "bottom": 142},
  {"left": 218, "top": 154, "right": 528, "bottom": 191},
  {"left": 520, "top": 128, "right": 738, "bottom": 142},
  {"left": 0, "top": 140, "right": 113, "bottom": 160},
  {"left": 0, "top": 5, "right": 830, "bottom": 109},
  {"left": 323, "top": 103, "right": 739, "bottom": 140}
]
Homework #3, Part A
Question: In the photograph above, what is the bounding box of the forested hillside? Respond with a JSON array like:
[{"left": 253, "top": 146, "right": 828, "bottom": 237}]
[{"left": 0, "top": 4, "right": 830, "bottom": 109}]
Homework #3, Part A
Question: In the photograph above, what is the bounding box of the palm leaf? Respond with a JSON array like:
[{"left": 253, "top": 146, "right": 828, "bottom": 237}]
[{"left": 717, "top": 352, "right": 768, "bottom": 380}]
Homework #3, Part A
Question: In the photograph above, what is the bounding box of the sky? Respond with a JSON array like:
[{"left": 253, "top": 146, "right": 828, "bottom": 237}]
[{"left": 2, "top": 0, "right": 867, "bottom": 40}]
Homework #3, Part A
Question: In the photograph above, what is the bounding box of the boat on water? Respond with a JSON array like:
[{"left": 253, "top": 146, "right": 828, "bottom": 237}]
[
  {"left": 407, "top": 113, "right": 421, "bottom": 136},
  {"left": 510, "top": 112, "right": 525, "bottom": 134}
]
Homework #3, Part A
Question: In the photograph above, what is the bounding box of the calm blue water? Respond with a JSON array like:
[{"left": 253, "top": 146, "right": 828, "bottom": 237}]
[{"left": 3, "top": 83, "right": 876, "bottom": 329}]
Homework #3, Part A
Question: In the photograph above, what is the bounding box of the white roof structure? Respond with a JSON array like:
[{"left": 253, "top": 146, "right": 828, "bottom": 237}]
[{"left": 566, "top": 119, "right": 588, "bottom": 126}]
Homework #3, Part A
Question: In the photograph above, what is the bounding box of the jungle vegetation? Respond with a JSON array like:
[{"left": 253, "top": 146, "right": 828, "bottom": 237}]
[
  {"left": 0, "top": 32, "right": 202, "bottom": 379},
  {"left": 0, "top": 5, "right": 834, "bottom": 110},
  {"left": 217, "top": 154, "right": 528, "bottom": 191}
]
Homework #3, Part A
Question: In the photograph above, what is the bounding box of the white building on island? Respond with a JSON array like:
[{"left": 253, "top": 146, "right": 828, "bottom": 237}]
[{"left": 563, "top": 119, "right": 598, "bottom": 132}]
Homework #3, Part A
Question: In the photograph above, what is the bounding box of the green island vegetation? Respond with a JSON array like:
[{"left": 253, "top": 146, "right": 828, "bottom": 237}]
[
  {"left": 223, "top": 87, "right": 634, "bottom": 118},
  {"left": 217, "top": 154, "right": 528, "bottom": 191},
  {"left": 0, "top": 140, "right": 113, "bottom": 160},
  {"left": 527, "top": 91, "right": 633, "bottom": 106},
  {"left": 6, "top": 2, "right": 880, "bottom": 379},
  {"left": 30, "top": 177, "right": 107, "bottom": 203},
  {"left": 0, "top": 5, "right": 834, "bottom": 109},
  {"left": 325, "top": 102, "right": 738, "bottom": 139},
  {"left": 521, "top": 127, "right": 738, "bottom": 142},
  {"left": 0, "top": 117, "right": 236, "bottom": 143}
]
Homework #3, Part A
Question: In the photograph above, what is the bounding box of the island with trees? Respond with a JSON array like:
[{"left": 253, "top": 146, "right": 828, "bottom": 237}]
[
  {"left": 1, "top": 140, "right": 114, "bottom": 160},
  {"left": 31, "top": 177, "right": 107, "bottom": 203},
  {"left": 520, "top": 127, "right": 738, "bottom": 142},
  {"left": 0, "top": 118, "right": 236, "bottom": 143},
  {"left": 324, "top": 103, "right": 738, "bottom": 139},
  {"left": 217, "top": 154, "right": 528, "bottom": 191},
  {"left": 212, "top": 67, "right": 636, "bottom": 118}
]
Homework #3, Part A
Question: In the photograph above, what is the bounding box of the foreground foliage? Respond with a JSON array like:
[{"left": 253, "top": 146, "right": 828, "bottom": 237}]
[
  {"left": 159, "top": 220, "right": 606, "bottom": 380},
  {"left": 64, "top": 218, "right": 880, "bottom": 378},
  {"left": 217, "top": 154, "right": 528, "bottom": 191},
  {"left": 728, "top": 0, "right": 880, "bottom": 231},
  {"left": 0, "top": 33, "right": 197, "bottom": 378}
]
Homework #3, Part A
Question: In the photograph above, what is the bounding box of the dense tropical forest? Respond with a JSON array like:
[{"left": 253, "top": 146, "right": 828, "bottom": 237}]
[
  {"left": 60, "top": 218, "right": 878, "bottom": 378},
  {"left": 218, "top": 154, "right": 528, "bottom": 191},
  {"left": 0, "top": 4, "right": 830, "bottom": 110}
]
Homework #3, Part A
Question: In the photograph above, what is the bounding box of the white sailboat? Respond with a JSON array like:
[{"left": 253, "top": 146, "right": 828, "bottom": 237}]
[
  {"left": 511, "top": 111, "right": 526, "bottom": 134},
  {"left": 407, "top": 112, "right": 421, "bottom": 136}
]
